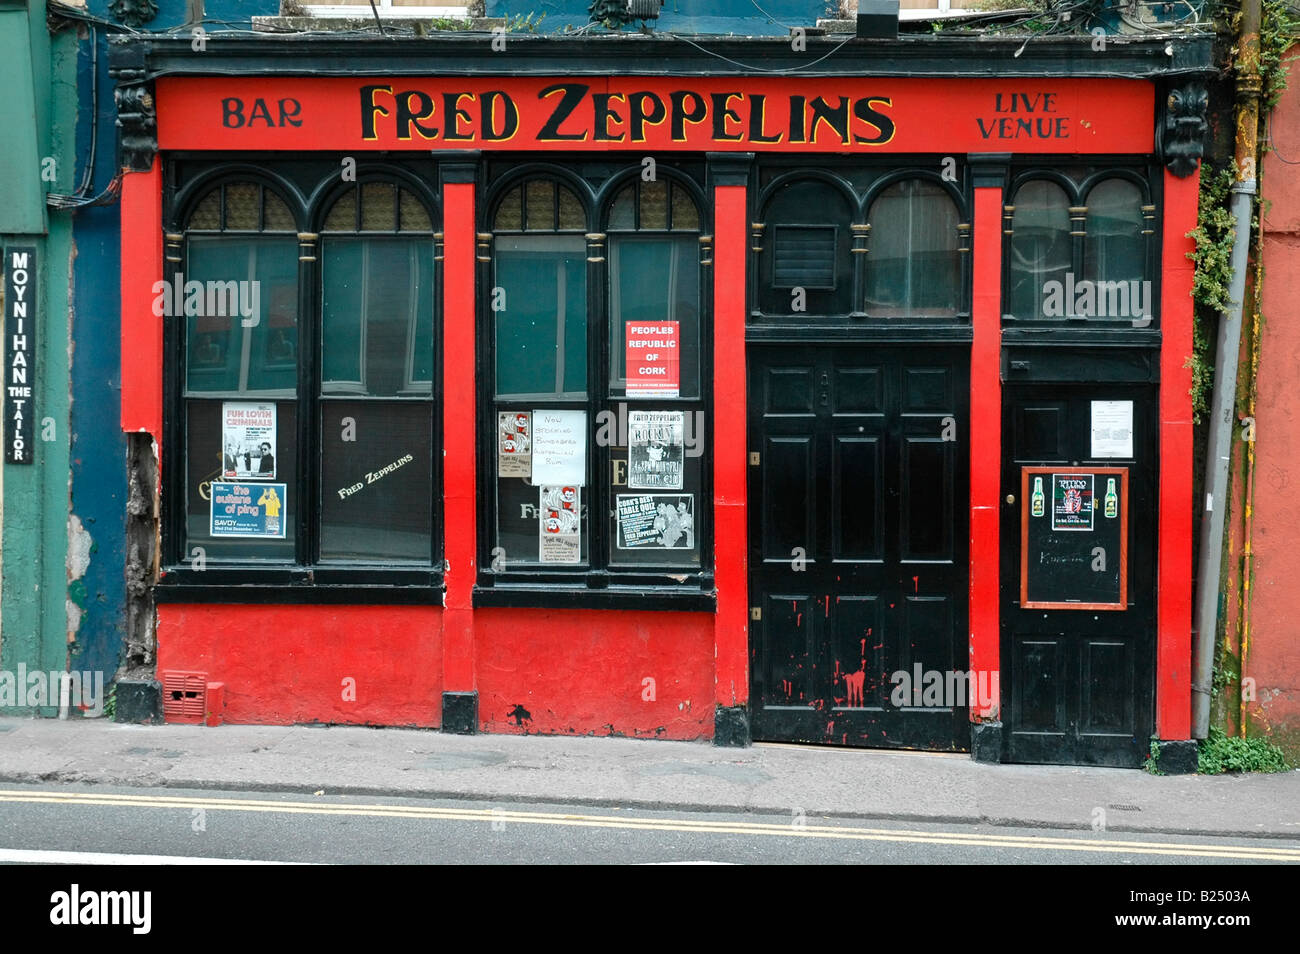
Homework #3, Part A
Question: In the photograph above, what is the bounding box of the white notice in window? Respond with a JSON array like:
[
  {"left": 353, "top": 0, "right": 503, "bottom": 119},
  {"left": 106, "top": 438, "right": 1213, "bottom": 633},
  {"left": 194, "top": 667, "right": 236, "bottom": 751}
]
[
  {"left": 1090, "top": 400, "right": 1134, "bottom": 458},
  {"left": 531, "top": 409, "right": 586, "bottom": 486}
]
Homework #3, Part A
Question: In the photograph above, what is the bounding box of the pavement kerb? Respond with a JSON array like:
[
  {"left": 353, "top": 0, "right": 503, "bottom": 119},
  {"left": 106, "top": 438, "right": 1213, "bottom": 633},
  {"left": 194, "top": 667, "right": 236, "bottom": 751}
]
[{"left": 0, "top": 768, "right": 1297, "bottom": 841}]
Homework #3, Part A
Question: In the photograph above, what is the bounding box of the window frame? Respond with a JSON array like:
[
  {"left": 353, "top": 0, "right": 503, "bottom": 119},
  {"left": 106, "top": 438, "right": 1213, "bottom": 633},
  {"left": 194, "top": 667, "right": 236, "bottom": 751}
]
[
  {"left": 750, "top": 163, "right": 972, "bottom": 326},
  {"left": 157, "top": 161, "right": 445, "bottom": 603},
  {"left": 1001, "top": 166, "right": 1159, "bottom": 329},
  {"left": 474, "top": 160, "right": 715, "bottom": 610}
]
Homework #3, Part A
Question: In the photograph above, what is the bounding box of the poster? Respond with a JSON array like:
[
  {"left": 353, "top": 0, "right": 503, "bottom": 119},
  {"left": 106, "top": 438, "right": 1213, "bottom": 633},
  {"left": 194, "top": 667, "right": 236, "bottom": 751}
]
[
  {"left": 627, "top": 410, "right": 685, "bottom": 490},
  {"left": 1090, "top": 400, "right": 1134, "bottom": 458},
  {"left": 222, "top": 402, "right": 277, "bottom": 480},
  {"left": 625, "top": 321, "right": 679, "bottom": 397},
  {"left": 210, "top": 481, "right": 287, "bottom": 538},
  {"left": 538, "top": 485, "right": 581, "bottom": 563},
  {"left": 1051, "top": 473, "right": 1095, "bottom": 532},
  {"left": 498, "top": 411, "right": 532, "bottom": 478},
  {"left": 532, "top": 410, "right": 586, "bottom": 486},
  {"left": 616, "top": 494, "right": 695, "bottom": 549}
]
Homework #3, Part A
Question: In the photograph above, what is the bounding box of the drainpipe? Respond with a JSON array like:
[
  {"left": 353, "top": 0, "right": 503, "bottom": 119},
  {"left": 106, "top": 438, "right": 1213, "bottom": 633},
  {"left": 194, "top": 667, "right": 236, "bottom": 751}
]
[{"left": 1191, "top": 0, "right": 1262, "bottom": 739}]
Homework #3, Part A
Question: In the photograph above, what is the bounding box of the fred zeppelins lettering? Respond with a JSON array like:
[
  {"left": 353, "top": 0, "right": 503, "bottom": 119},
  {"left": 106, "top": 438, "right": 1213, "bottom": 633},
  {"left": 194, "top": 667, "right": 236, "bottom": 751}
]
[
  {"left": 217, "top": 86, "right": 1078, "bottom": 146},
  {"left": 354, "top": 84, "right": 899, "bottom": 145}
]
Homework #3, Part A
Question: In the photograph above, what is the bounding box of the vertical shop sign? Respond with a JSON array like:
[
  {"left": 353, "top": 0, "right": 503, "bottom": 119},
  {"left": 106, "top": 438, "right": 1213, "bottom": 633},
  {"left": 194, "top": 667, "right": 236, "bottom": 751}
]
[
  {"left": 625, "top": 322, "right": 679, "bottom": 397},
  {"left": 5, "top": 247, "right": 36, "bottom": 464}
]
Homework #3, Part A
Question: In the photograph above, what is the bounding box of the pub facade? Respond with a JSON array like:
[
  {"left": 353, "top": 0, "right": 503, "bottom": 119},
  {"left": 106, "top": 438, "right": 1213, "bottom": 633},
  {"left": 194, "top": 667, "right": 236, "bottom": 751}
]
[{"left": 109, "top": 24, "right": 1215, "bottom": 767}]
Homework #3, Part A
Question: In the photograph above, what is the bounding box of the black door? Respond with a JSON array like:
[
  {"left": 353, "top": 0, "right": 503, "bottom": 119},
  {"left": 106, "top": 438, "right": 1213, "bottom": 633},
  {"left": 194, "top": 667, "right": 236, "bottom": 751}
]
[
  {"left": 748, "top": 344, "right": 970, "bottom": 750},
  {"left": 1000, "top": 384, "right": 1157, "bottom": 767}
]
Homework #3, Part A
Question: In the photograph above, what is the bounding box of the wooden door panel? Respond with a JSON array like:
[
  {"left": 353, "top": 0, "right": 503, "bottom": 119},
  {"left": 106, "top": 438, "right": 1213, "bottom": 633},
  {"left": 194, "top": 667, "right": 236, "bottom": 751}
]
[{"left": 750, "top": 345, "right": 970, "bottom": 751}]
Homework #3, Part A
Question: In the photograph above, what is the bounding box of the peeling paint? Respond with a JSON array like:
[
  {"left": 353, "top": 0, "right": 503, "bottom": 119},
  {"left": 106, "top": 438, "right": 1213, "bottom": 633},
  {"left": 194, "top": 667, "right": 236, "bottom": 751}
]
[{"left": 65, "top": 513, "right": 93, "bottom": 641}]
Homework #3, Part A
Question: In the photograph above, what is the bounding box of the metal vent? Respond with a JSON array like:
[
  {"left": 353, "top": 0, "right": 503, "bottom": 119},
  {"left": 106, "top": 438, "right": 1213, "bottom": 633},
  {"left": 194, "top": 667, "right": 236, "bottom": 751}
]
[
  {"left": 162, "top": 670, "right": 207, "bottom": 724},
  {"left": 772, "top": 225, "right": 837, "bottom": 289},
  {"left": 626, "top": 0, "right": 663, "bottom": 19}
]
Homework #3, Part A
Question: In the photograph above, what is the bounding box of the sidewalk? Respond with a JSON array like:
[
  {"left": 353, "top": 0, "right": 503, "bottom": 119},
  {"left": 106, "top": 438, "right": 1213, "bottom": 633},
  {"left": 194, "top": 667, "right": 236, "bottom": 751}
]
[{"left": 1, "top": 716, "right": 1296, "bottom": 839}]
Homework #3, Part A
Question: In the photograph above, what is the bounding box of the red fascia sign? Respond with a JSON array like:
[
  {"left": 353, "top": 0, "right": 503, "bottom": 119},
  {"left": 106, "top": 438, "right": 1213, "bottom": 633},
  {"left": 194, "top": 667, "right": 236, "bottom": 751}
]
[
  {"left": 155, "top": 77, "right": 1155, "bottom": 153},
  {"left": 626, "top": 322, "right": 679, "bottom": 397}
]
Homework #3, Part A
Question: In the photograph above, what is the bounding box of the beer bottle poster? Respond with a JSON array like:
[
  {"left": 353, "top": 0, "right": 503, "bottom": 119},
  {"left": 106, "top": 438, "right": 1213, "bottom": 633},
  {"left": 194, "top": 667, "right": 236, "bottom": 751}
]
[
  {"left": 1051, "top": 473, "right": 1095, "bottom": 532},
  {"left": 627, "top": 410, "right": 684, "bottom": 490}
]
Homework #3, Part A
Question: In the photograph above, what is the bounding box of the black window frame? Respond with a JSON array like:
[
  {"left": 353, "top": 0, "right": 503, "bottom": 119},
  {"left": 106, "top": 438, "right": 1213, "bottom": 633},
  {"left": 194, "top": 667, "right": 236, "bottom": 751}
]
[
  {"left": 474, "top": 158, "right": 715, "bottom": 611},
  {"left": 156, "top": 158, "right": 445, "bottom": 603},
  {"left": 749, "top": 161, "right": 972, "bottom": 328},
  {"left": 1001, "top": 165, "right": 1159, "bottom": 330}
]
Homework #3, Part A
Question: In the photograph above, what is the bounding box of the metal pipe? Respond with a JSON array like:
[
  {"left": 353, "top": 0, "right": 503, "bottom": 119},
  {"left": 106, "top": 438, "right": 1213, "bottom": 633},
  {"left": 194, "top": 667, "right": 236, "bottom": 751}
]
[{"left": 1191, "top": 0, "right": 1262, "bottom": 739}]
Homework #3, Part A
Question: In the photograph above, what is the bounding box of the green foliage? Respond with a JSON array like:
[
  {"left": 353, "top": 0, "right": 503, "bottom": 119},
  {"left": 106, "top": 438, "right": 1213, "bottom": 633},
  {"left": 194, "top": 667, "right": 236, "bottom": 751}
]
[
  {"left": 1184, "top": 164, "right": 1236, "bottom": 423},
  {"left": 1260, "top": 0, "right": 1300, "bottom": 111},
  {"left": 103, "top": 684, "right": 116, "bottom": 721},
  {"left": 1144, "top": 737, "right": 1163, "bottom": 774},
  {"left": 505, "top": 12, "right": 546, "bottom": 32},
  {"left": 1198, "top": 727, "right": 1291, "bottom": 773}
]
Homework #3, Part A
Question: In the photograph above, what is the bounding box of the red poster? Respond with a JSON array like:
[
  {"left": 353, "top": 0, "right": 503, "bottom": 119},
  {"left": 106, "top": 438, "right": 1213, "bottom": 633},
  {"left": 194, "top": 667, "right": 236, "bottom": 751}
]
[{"left": 625, "top": 322, "right": 679, "bottom": 397}]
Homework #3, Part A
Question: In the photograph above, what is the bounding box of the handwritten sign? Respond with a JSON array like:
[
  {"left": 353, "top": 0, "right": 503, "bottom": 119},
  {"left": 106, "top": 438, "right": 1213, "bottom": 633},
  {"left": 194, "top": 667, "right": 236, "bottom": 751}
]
[{"left": 532, "top": 410, "right": 586, "bottom": 486}]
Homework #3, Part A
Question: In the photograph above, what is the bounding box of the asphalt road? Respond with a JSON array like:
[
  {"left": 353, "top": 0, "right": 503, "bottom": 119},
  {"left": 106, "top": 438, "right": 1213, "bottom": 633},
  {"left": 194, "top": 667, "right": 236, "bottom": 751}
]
[{"left": 0, "top": 783, "right": 1297, "bottom": 865}]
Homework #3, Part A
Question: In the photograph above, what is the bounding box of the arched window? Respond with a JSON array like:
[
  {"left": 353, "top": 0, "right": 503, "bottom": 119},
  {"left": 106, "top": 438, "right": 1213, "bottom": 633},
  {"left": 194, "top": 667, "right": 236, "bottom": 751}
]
[
  {"left": 607, "top": 179, "right": 701, "bottom": 399},
  {"left": 491, "top": 179, "right": 588, "bottom": 400},
  {"left": 1007, "top": 180, "right": 1072, "bottom": 321},
  {"left": 864, "top": 179, "right": 961, "bottom": 318},
  {"left": 181, "top": 181, "right": 300, "bottom": 561},
  {"left": 317, "top": 181, "right": 437, "bottom": 562},
  {"left": 1084, "top": 179, "right": 1148, "bottom": 318},
  {"left": 757, "top": 177, "right": 854, "bottom": 316},
  {"left": 483, "top": 169, "right": 708, "bottom": 579}
]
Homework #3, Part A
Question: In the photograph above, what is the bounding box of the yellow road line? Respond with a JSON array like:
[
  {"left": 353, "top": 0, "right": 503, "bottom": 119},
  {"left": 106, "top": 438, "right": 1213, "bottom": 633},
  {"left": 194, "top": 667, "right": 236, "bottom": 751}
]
[{"left": 0, "top": 789, "right": 1295, "bottom": 861}]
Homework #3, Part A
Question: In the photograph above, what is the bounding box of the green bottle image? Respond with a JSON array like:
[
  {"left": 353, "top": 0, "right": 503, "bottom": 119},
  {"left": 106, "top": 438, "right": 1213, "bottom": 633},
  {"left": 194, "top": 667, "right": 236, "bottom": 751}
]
[
  {"left": 1104, "top": 478, "right": 1118, "bottom": 518},
  {"left": 1031, "top": 477, "right": 1045, "bottom": 517}
]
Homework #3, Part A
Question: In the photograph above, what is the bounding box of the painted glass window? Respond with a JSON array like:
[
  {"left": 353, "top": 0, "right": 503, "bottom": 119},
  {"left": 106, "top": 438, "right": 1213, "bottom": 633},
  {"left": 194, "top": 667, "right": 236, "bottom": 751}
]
[
  {"left": 318, "top": 182, "right": 437, "bottom": 562},
  {"left": 864, "top": 179, "right": 961, "bottom": 318},
  {"left": 1007, "top": 180, "right": 1072, "bottom": 321},
  {"left": 485, "top": 173, "right": 708, "bottom": 580}
]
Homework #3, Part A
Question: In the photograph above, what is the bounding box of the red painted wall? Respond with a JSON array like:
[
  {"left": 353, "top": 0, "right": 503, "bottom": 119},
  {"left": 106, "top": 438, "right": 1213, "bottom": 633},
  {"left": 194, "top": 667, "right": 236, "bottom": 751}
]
[
  {"left": 156, "top": 604, "right": 443, "bottom": 726},
  {"left": 1242, "top": 53, "right": 1300, "bottom": 757},
  {"left": 713, "top": 183, "right": 748, "bottom": 709},
  {"left": 1157, "top": 168, "right": 1198, "bottom": 740},
  {"left": 969, "top": 182, "right": 1002, "bottom": 720},
  {"left": 475, "top": 609, "right": 714, "bottom": 739}
]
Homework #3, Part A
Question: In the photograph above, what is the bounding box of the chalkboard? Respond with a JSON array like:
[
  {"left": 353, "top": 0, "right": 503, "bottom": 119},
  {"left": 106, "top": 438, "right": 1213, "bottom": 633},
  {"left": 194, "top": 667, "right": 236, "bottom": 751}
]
[{"left": 1020, "top": 466, "right": 1128, "bottom": 610}]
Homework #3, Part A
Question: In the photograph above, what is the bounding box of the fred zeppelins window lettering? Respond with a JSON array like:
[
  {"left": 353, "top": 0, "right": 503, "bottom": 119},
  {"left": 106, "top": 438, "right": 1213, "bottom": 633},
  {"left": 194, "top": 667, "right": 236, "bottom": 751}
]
[
  {"left": 486, "top": 171, "right": 707, "bottom": 578},
  {"left": 319, "top": 182, "right": 437, "bottom": 563}
]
